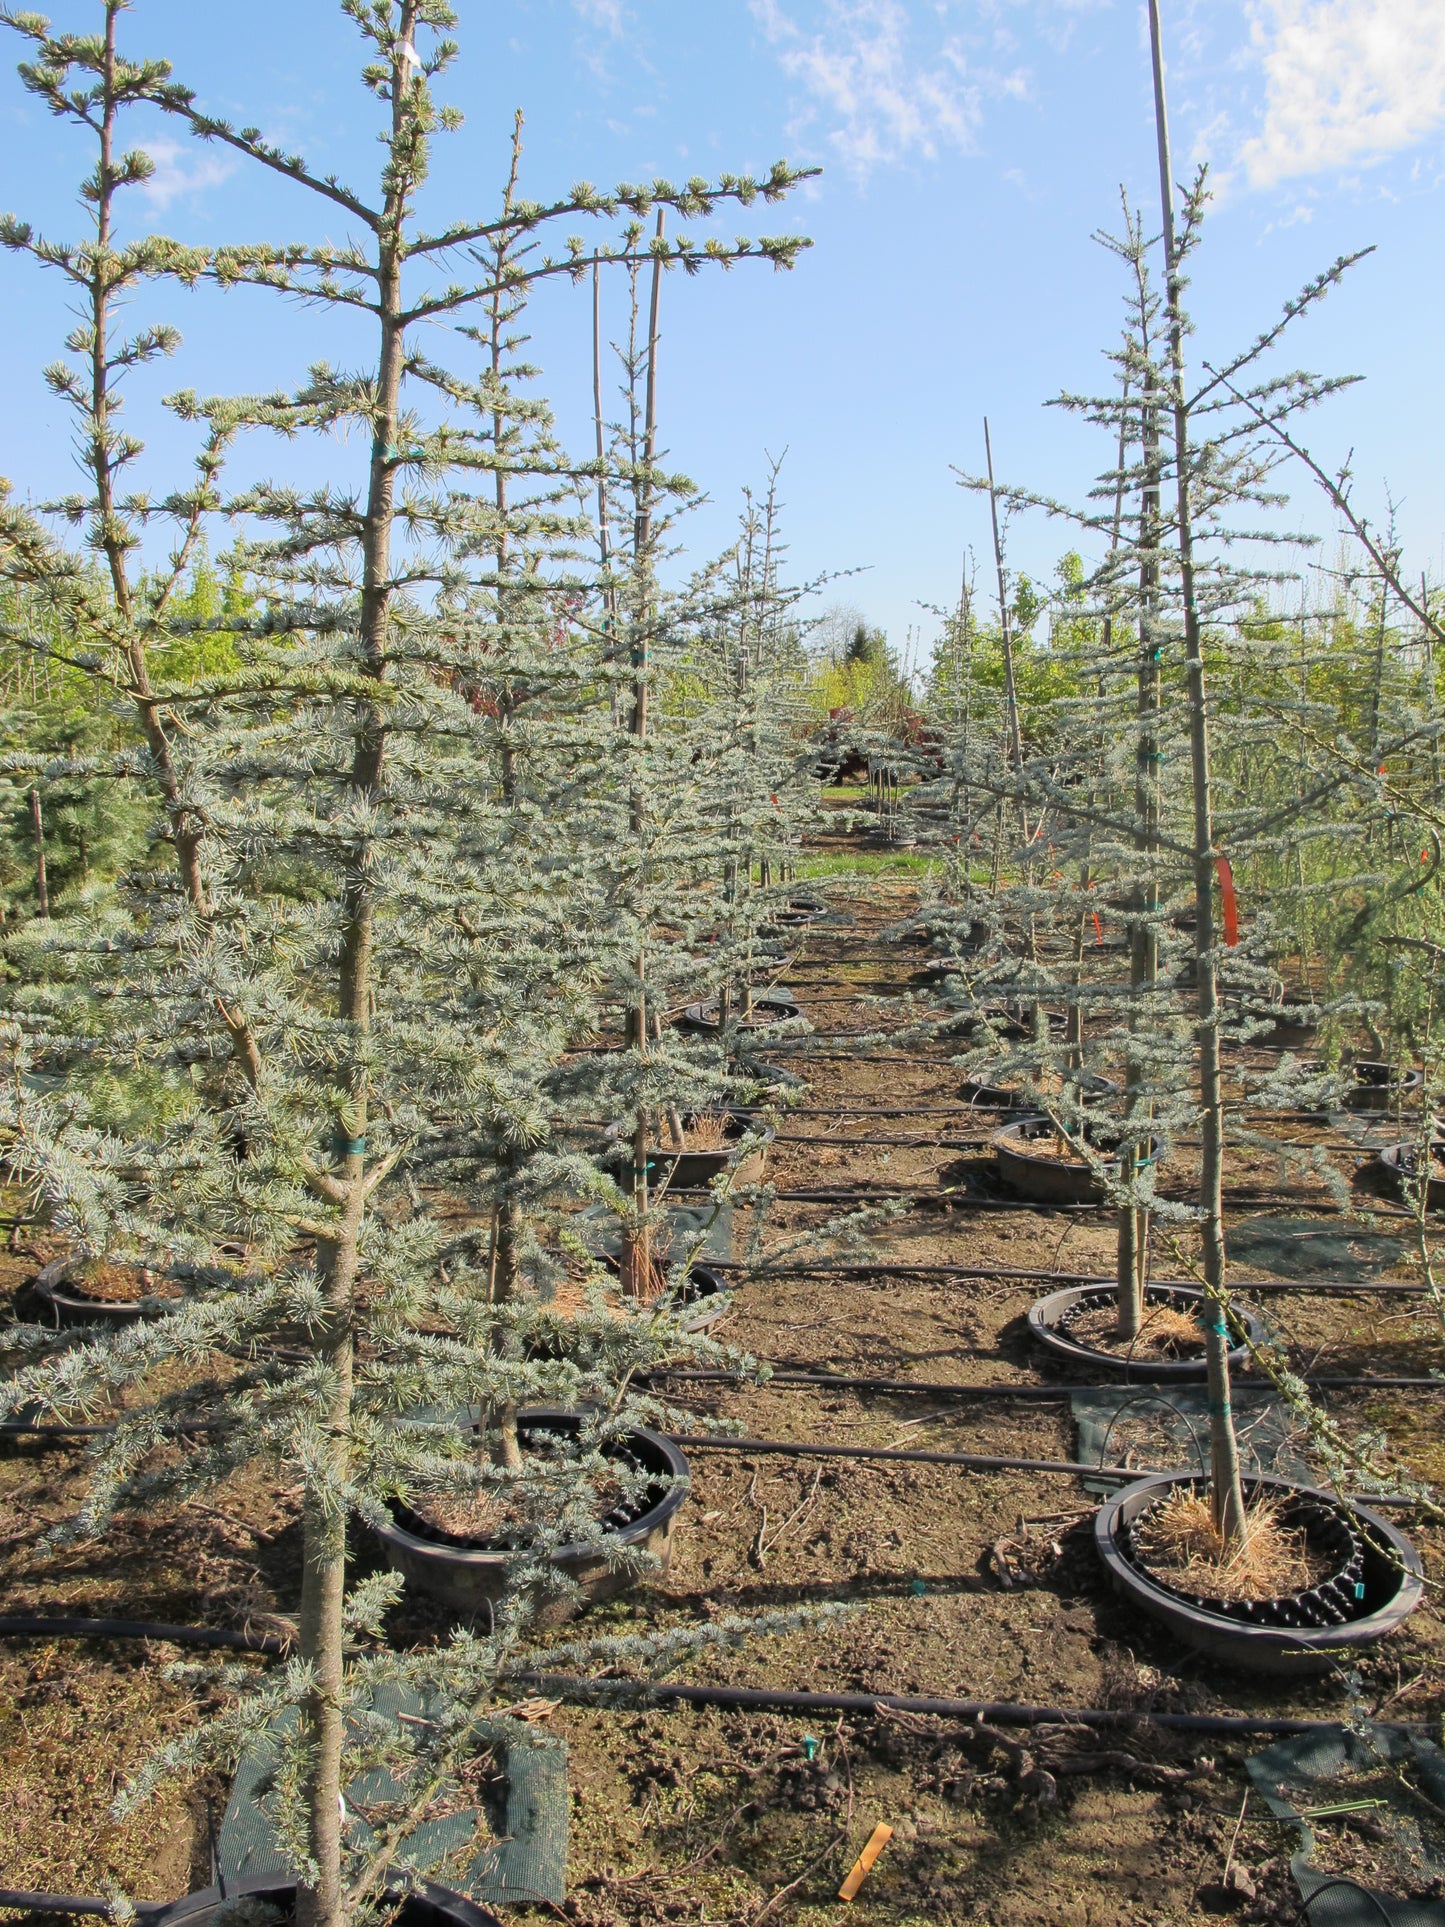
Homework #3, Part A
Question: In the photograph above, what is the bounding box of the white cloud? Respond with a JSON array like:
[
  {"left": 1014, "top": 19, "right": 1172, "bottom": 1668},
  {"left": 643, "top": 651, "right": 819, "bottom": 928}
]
[
  {"left": 574, "top": 0, "right": 625, "bottom": 35},
  {"left": 751, "top": 0, "right": 1030, "bottom": 175},
  {"left": 138, "top": 137, "right": 236, "bottom": 210},
  {"left": 1241, "top": 0, "right": 1445, "bottom": 187}
]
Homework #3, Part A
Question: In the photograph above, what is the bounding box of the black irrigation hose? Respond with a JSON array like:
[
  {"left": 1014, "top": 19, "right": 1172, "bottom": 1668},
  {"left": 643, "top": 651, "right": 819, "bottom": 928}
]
[
  {"left": 671, "top": 1183, "right": 1413, "bottom": 1217},
  {"left": 0, "top": 1892, "right": 125, "bottom": 1917},
  {"left": 526, "top": 1675, "right": 1430, "bottom": 1739},
  {"left": 648, "top": 1367, "right": 1445, "bottom": 1398},
  {"left": 0, "top": 1614, "right": 286, "bottom": 1654},
  {"left": 707, "top": 1258, "right": 1432, "bottom": 1295},
  {"left": 665, "top": 1432, "right": 1169, "bottom": 1480},
  {"left": 6, "top": 1366, "right": 1438, "bottom": 1452},
  {"left": 0, "top": 1629, "right": 1426, "bottom": 1747},
  {"left": 662, "top": 1433, "right": 1418, "bottom": 1508}
]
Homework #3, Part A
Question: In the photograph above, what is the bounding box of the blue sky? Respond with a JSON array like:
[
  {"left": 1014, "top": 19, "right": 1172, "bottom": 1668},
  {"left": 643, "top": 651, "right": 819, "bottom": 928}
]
[{"left": 2, "top": 0, "right": 1443, "bottom": 677}]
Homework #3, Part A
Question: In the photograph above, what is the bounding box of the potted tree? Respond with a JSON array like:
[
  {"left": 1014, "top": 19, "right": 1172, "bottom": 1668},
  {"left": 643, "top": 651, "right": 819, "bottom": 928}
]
[{"left": 0, "top": 4, "right": 814, "bottom": 1919}]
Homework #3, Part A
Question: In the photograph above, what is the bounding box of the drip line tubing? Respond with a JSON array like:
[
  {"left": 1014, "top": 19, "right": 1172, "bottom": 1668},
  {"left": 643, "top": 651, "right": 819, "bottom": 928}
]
[
  {"left": 524, "top": 1675, "right": 1429, "bottom": 1739},
  {"left": 647, "top": 1367, "right": 1445, "bottom": 1398},
  {"left": 662, "top": 1433, "right": 1417, "bottom": 1507},
  {"left": 672, "top": 1183, "right": 1408, "bottom": 1218},
  {"left": 0, "top": 1613, "right": 285, "bottom": 1653},
  {"left": 7, "top": 1364, "right": 1436, "bottom": 1450},
  {"left": 771, "top": 1132, "right": 990, "bottom": 1149},
  {"left": 705, "top": 1258, "right": 1430, "bottom": 1295},
  {"left": 0, "top": 1892, "right": 144, "bottom": 1918}
]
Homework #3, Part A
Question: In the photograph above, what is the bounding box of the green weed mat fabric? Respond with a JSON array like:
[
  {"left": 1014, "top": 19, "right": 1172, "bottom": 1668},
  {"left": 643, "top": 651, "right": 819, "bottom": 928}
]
[
  {"left": 218, "top": 1688, "right": 568, "bottom": 1906},
  {"left": 1072, "top": 1385, "right": 1314, "bottom": 1496},
  {"left": 1247, "top": 1725, "right": 1445, "bottom": 1926},
  {"left": 1228, "top": 1215, "right": 1406, "bottom": 1283}
]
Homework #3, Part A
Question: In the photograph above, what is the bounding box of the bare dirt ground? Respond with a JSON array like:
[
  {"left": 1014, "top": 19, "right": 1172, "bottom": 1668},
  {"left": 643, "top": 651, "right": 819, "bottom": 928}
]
[{"left": 3, "top": 837, "right": 1445, "bottom": 1925}]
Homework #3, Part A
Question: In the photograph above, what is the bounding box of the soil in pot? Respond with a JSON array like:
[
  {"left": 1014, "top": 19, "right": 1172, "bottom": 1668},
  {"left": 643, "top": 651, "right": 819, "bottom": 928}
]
[
  {"left": 994, "top": 1115, "right": 1158, "bottom": 1207},
  {"left": 71, "top": 1258, "right": 181, "bottom": 1304},
  {"left": 1030, "top": 1282, "right": 1263, "bottom": 1383},
  {"left": 375, "top": 1410, "right": 689, "bottom": 1616},
  {"left": 641, "top": 1111, "right": 773, "bottom": 1190},
  {"left": 680, "top": 992, "right": 800, "bottom": 1031},
  {"left": 959, "top": 1003, "right": 1068, "bottom": 1043},
  {"left": 33, "top": 1253, "right": 185, "bottom": 1324},
  {"left": 1242, "top": 997, "right": 1320, "bottom": 1048},
  {"left": 962, "top": 1071, "right": 1119, "bottom": 1112},
  {"left": 960, "top": 1077, "right": 1024, "bottom": 1109},
  {"left": 1100, "top": 1472, "right": 1423, "bottom": 1667},
  {"left": 597, "top": 1251, "right": 728, "bottom": 1324},
  {"left": 401, "top": 1451, "right": 629, "bottom": 1549},
  {"left": 391, "top": 1415, "right": 676, "bottom": 1554}
]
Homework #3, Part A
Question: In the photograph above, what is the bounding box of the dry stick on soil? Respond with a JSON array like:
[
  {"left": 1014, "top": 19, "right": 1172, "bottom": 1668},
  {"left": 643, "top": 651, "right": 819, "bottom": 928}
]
[
  {"left": 751, "top": 1829, "right": 849, "bottom": 1927},
  {"left": 1220, "top": 1787, "right": 1250, "bottom": 1892}
]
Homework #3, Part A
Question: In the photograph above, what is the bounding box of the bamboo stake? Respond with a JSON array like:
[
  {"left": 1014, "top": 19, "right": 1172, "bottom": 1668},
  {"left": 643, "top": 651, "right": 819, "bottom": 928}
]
[
  {"left": 1148, "top": 0, "right": 1248, "bottom": 1546},
  {"left": 28, "top": 788, "right": 48, "bottom": 919}
]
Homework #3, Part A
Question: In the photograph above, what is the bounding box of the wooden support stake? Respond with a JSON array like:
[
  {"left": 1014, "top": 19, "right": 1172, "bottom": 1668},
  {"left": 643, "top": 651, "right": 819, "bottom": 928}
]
[{"left": 838, "top": 1823, "right": 893, "bottom": 1902}]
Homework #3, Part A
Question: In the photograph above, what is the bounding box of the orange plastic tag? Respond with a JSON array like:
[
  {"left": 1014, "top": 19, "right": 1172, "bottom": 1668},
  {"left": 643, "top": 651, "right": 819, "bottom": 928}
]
[
  {"left": 1216, "top": 856, "right": 1239, "bottom": 948},
  {"left": 839, "top": 1824, "right": 894, "bottom": 1901}
]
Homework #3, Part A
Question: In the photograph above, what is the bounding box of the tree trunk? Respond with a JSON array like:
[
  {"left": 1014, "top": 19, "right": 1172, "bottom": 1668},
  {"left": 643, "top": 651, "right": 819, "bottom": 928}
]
[
  {"left": 1119, "top": 366, "right": 1162, "bottom": 1341},
  {"left": 1148, "top": 0, "right": 1248, "bottom": 1546},
  {"left": 295, "top": 1181, "right": 361, "bottom": 1927},
  {"left": 28, "top": 788, "right": 48, "bottom": 919}
]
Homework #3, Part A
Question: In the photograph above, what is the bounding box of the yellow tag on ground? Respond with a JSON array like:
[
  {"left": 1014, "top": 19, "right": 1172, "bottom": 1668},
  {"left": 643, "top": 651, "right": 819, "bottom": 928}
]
[{"left": 838, "top": 1822, "right": 893, "bottom": 1901}]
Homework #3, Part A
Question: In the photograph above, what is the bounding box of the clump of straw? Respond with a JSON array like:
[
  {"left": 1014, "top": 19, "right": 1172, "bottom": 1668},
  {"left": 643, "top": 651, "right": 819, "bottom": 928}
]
[{"left": 1133, "top": 1489, "right": 1325, "bottom": 1603}]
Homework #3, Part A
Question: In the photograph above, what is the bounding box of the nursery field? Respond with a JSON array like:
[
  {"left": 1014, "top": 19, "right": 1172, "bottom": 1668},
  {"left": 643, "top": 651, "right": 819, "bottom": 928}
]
[
  {"left": 4, "top": 4, "right": 1445, "bottom": 1926},
  {"left": 6, "top": 853, "right": 1445, "bottom": 1927}
]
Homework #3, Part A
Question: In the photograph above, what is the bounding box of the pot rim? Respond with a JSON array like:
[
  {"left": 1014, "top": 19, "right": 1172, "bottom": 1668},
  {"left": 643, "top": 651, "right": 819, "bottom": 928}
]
[
  {"left": 33, "top": 1255, "right": 186, "bottom": 1316},
  {"left": 994, "top": 1116, "right": 1163, "bottom": 1170},
  {"left": 1029, "top": 1282, "right": 1263, "bottom": 1381}
]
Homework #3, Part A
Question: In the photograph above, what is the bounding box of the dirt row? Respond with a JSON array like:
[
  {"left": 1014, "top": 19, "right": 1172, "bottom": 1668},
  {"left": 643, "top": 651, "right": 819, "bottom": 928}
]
[{"left": 2, "top": 876, "right": 1444, "bottom": 1924}]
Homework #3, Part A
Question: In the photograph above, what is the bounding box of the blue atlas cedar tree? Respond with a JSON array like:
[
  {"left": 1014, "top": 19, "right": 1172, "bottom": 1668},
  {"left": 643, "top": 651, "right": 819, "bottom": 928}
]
[{"left": 0, "top": 5, "right": 830, "bottom": 1925}]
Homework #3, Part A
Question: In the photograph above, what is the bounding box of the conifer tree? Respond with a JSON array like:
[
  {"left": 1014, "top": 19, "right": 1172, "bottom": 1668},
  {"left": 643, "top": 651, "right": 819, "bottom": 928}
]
[{"left": 0, "top": 6, "right": 814, "bottom": 1919}]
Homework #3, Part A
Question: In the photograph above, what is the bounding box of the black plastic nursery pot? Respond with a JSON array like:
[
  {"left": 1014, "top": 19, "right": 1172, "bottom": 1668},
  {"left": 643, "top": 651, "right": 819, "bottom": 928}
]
[
  {"left": 916, "top": 956, "right": 972, "bottom": 986},
  {"left": 1345, "top": 1059, "right": 1424, "bottom": 1112},
  {"left": 146, "top": 1876, "right": 500, "bottom": 1927},
  {"left": 680, "top": 992, "right": 801, "bottom": 1032},
  {"left": 961, "top": 1072, "right": 1119, "bottom": 1112},
  {"left": 373, "top": 1409, "right": 691, "bottom": 1619},
  {"left": 993, "top": 1116, "right": 1164, "bottom": 1207},
  {"left": 1028, "top": 1282, "right": 1265, "bottom": 1383},
  {"left": 31, "top": 1255, "right": 185, "bottom": 1328},
  {"left": 761, "top": 897, "right": 827, "bottom": 932},
  {"left": 604, "top": 1111, "right": 775, "bottom": 1191},
  {"left": 599, "top": 1255, "right": 732, "bottom": 1334},
  {"left": 750, "top": 948, "right": 795, "bottom": 978},
  {"left": 1095, "top": 1472, "right": 1423, "bottom": 1676},
  {"left": 959, "top": 1003, "right": 1069, "bottom": 1044},
  {"left": 1242, "top": 996, "right": 1320, "bottom": 1049},
  {"left": 1377, "top": 1139, "right": 1445, "bottom": 1210}
]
